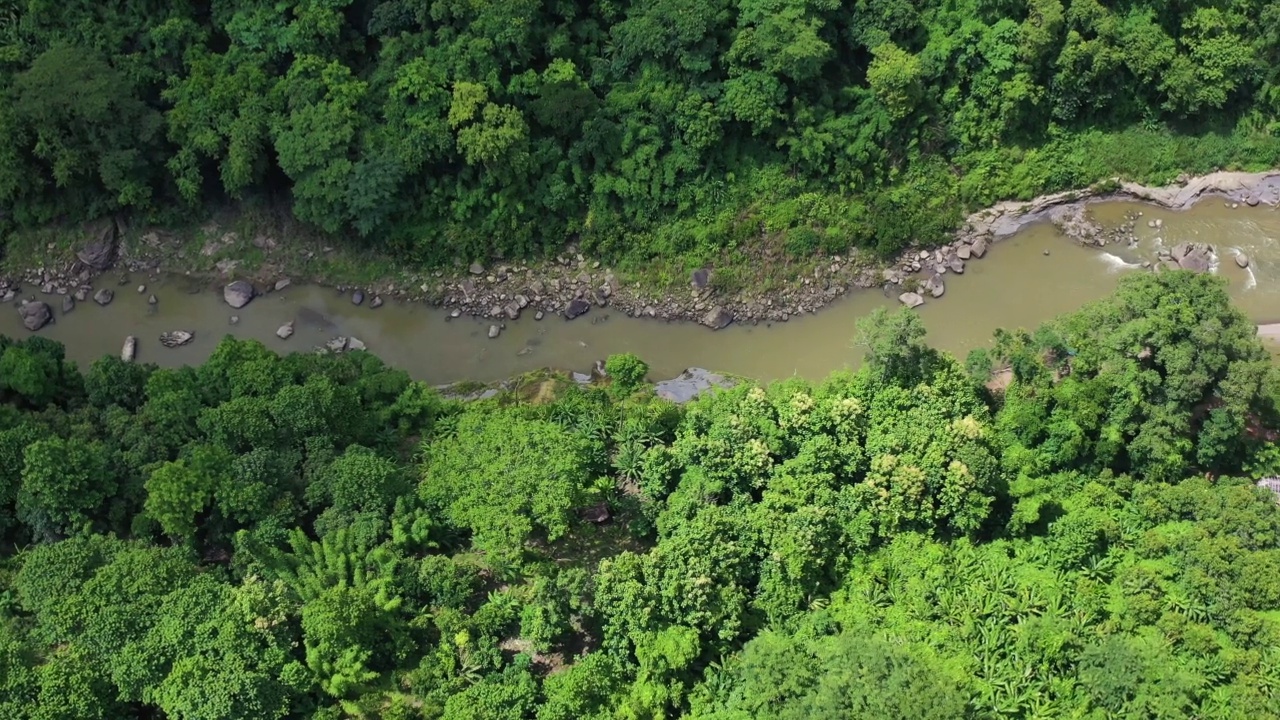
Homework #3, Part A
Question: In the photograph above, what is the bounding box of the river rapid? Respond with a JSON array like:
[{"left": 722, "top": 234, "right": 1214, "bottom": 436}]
[{"left": 3, "top": 199, "right": 1279, "bottom": 385}]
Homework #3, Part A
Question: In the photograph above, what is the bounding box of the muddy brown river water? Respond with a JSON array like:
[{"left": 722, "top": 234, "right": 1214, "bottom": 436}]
[{"left": 3, "top": 199, "right": 1279, "bottom": 385}]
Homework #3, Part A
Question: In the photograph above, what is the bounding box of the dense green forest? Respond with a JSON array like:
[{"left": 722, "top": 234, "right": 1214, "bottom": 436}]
[
  {"left": 0, "top": 270, "right": 1278, "bottom": 719},
  {"left": 3, "top": 1, "right": 1280, "bottom": 266}
]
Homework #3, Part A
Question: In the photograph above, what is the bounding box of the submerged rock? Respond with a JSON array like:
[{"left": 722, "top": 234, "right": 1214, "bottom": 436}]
[
  {"left": 18, "top": 301, "right": 52, "bottom": 331},
  {"left": 223, "top": 280, "right": 255, "bottom": 309},
  {"left": 159, "top": 330, "right": 194, "bottom": 348},
  {"left": 93, "top": 288, "right": 114, "bottom": 306},
  {"left": 121, "top": 336, "right": 136, "bottom": 362}
]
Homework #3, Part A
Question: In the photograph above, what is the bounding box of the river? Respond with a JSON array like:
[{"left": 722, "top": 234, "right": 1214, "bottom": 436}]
[{"left": 3, "top": 199, "right": 1279, "bottom": 385}]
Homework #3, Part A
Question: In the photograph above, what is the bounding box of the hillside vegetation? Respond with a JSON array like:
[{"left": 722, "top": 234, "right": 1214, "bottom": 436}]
[
  {"left": 2, "top": 1, "right": 1280, "bottom": 267},
  {"left": 1, "top": 271, "right": 1279, "bottom": 719}
]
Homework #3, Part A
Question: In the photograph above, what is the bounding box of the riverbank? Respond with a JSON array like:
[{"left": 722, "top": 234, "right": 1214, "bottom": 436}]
[{"left": 2, "top": 169, "right": 1278, "bottom": 333}]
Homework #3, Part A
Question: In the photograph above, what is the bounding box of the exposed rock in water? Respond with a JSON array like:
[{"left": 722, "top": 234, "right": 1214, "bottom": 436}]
[
  {"left": 534, "top": 311, "right": 544, "bottom": 321},
  {"left": 61, "top": 296, "right": 74, "bottom": 314},
  {"left": 956, "top": 245, "right": 972, "bottom": 260},
  {"left": 564, "top": 298, "right": 591, "bottom": 320},
  {"left": 701, "top": 306, "right": 733, "bottom": 330},
  {"left": 1235, "top": 252, "right": 1250, "bottom": 268},
  {"left": 121, "top": 336, "right": 136, "bottom": 362},
  {"left": 18, "top": 301, "right": 52, "bottom": 331},
  {"left": 948, "top": 258, "right": 965, "bottom": 274},
  {"left": 351, "top": 289, "right": 365, "bottom": 305},
  {"left": 970, "top": 237, "right": 988, "bottom": 258},
  {"left": 347, "top": 337, "right": 366, "bottom": 351},
  {"left": 899, "top": 292, "right": 925, "bottom": 308},
  {"left": 223, "top": 280, "right": 255, "bottom": 309},
  {"left": 1048, "top": 204, "right": 1103, "bottom": 244},
  {"left": 325, "top": 337, "right": 348, "bottom": 353},
  {"left": 147, "top": 294, "right": 157, "bottom": 305},
  {"left": 654, "top": 368, "right": 734, "bottom": 404},
  {"left": 277, "top": 321, "right": 294, "bottom": 339},
  {"left": 504, "top": 302, "right": 521, "bottom": 320},
  {"left": 1172, "top": 242, "right": 1214, "bottom": 273},
  {"left": 488, "top": 324, "right": 501, "bottom": 339},
  {"left": 229, "top": 315, "right": 239, "bottom": 325},
  {"left": 370, "top": 295, "right": 383, "bottom": 308},
  {"left": 159, "top": 330, "right": 194, "bottom": 348},
  {"left": 922, "top": 275, "right": 945, "bottom": 298},
  {"left": 691, "top": 268, "right": 710, "bottom": 289},
  {"left": 137, "top": 285, "right": 146, "bottom": 294},
  {"left": 93, "top": 288, "right": 114, "bottom": 306},
  {"left": 77, "top": 220, "right": 118, "bottom": 270},
  {"left": 274, "top": 278, "right": 291, "bottom": 292}
]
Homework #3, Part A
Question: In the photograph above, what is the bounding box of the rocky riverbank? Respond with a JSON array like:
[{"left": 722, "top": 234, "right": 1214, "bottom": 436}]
[{"left": 4, "top": 169, "right": 1278, "bottom": 335}]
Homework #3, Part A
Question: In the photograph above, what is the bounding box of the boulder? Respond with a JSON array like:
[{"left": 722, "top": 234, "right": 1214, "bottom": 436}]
[
  {"left": 93, "top": 288, "right": 114, "bottom": 306},
  {"left": 956, "top": 245, "right": 972, "bottom": 260},
  {"left": 534, "top": 310, "right": 545, "bottom": 321},
  {"left": 77, "top": 220, "right": 118, "bottom": 270},
  {"left": 159, "top": 330, "right": 194, "bottom": 348},
  {"left": 948, "top": 258, "right": 965, "bottom": 274},
  {"left": 147, "top": 294, "right": 157, "bottom": 305},
  {"left": 1246, "top": 196, "right": 1260, "bottom": 207},
  {"left": 970, "top": 237, "right": 988, "bottom": 258},
  {"left": 564, "top": 298, "right": 591, "bottom": 320},
  {"left": 1173, "top": 242, "right": 1213, "bottom": 273},
  {"left": 276, "top": 321, "right": 295, "bottom": 339},
  {"left": 324, "top": 337, "right": 348, "bottom": 353},
  {"left": 700, "top": 306, "right": 733, "bottom": 330},
  {"left": 347, "top": 337, "right": 366, "bottom": 351},
  {"left": 121, "top": 336, "right": 136, "bottom": 362},
  {"left": 223, "top": 280, "right": 255, "bottom": 309},
  {"left": 691, "top": 268, "right": 710, "bottom": 289},
  {"left": 370, "top": 295, "right": 383, "bottom": 308},
  {"left": 898, "top": 292, "right": 925, "bottom": 308},
  {"left": 18, "top": 301, "right": 52, "bottom": 331},
  {"left": 488, "top": 324, "right": 501, "bottom": 339},
  {"left": 504, "top": 302, "right": 521, "bottom": 320},
  {"left": 468, "top": 262, "right": 485, "bottom": 275},
  {"left": 1235, "top": 252, "right": 1250, "bottom": 269},
  {"left": 274, "top": 278, "right": 291, "bottom": 292},
  {"left": 351, "top": 289, "right": 365, "bottom": 305},
  {"left": 61, "top": 296, "right": 74, "bottom": 314}
]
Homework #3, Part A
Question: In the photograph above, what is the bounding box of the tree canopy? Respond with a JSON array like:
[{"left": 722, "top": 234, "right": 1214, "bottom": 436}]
[{"left": 0, "top": 272, "right": 1279, "bottom": 718}]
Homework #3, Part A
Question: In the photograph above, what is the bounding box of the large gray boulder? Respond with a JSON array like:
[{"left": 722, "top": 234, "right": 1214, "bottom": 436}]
[
  {"left": 1172, "top": 242, "right": 1214, "bottom": 273},
  {"left": 224, "top": 280, "right": 255, "bottom": 309},
  {"left": 701, "top": 306, "right": 733, "bottom": 330},
  {"left": 18, "top": 301, "right": 52, "bottom": 331},
  {"left": 77, "top": 220, "right": 118, "bottom": 271},
  {"left": 899, "top": 292, "right": 925, "bottom": 309},
  {"left": 93, "top": 288, "right": 114, "bottom": 306},
  {"left": 564, "top": 298, "right": 591, "bottom": 320},
  {"left": 691, "top": 268, "right": 710, "bottom": 290}
]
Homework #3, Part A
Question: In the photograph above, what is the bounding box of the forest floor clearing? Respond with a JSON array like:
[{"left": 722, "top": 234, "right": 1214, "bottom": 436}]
[{"left": 2, "top": 169, "right": 1279, "bottom": 332}]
